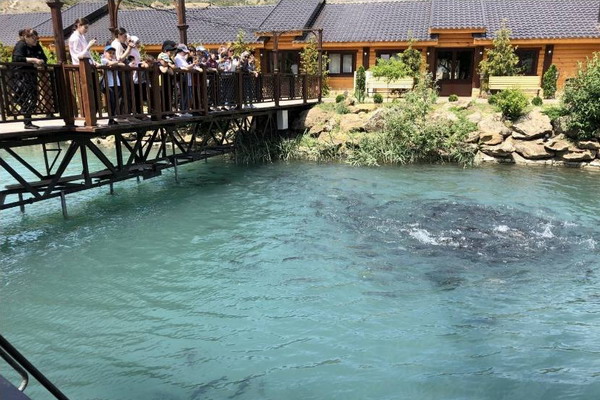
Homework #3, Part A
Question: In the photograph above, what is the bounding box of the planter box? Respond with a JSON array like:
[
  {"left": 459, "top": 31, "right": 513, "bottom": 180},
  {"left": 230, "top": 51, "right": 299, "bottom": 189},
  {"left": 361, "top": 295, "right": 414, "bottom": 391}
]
[{"left": 489, "top": 75, "right": 542, "bottom": 96}]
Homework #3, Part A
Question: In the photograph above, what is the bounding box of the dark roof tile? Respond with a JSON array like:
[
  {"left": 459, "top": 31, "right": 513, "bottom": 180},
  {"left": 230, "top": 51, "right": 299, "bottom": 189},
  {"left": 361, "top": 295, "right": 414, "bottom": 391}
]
[
  {"left": 430, "top": 0, "right": 485, "bottom": 29},
  {"left": 259, "top": 0, "right": 324, "bottom": 31},
  {"left": 483, "top": 0, "right": 600, "bottom": 40},
  {"left": 314, "top": 1, "right": 432, "bottom": 42}
]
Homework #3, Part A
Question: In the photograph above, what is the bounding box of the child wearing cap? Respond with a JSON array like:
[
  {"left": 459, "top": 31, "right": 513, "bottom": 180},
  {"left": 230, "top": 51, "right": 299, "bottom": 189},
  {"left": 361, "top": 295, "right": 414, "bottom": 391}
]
[
  {"left": 158, "top": 43, "right": 176, "bottom": 116},
  {"left": 101, "top": 45, "right": 124, "bottom": 125}
]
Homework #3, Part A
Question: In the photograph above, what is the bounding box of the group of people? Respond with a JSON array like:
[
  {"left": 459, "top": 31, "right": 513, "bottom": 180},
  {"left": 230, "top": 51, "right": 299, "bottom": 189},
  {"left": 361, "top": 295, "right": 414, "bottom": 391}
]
[
  {"left": 68, "top": 17, "right": 260, "bottom": 125},
  {"left": 9, "top": 16, "right": 263, "bottom": 129}
]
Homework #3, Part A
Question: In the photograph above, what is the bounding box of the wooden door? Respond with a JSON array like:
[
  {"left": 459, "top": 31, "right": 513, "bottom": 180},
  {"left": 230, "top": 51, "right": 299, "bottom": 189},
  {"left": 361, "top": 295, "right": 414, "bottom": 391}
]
[{"left": 435, "top": 49, "right": 474, "bottom": 96}]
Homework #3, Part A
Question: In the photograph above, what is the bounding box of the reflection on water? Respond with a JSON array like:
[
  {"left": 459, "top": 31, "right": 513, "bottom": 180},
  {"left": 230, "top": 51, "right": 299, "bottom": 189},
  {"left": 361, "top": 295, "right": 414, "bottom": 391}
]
[{"left": 1, "top": 160, "right": 600, "bottom": 399}]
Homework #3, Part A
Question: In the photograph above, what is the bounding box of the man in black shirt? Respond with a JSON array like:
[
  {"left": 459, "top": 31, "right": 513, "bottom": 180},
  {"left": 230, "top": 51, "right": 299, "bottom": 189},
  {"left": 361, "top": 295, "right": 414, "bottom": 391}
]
[{"left": 11, "top": 28, "right": 47, "bottom": 129}]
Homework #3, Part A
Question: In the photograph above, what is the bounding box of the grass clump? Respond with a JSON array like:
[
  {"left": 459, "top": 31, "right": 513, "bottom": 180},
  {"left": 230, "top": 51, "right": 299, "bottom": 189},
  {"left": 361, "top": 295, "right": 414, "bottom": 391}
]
[
  {"left": 335, "top": 94, "right": 346, "bottom": 103},
  {"left": 348, "top": 74, "right": 477, "bottom": 167},
  {"left": 448, "top": 94, "right": 459, "bottom": 102},
  {"left": 531, "top": 96, "right": 543, "bottom": 106}
]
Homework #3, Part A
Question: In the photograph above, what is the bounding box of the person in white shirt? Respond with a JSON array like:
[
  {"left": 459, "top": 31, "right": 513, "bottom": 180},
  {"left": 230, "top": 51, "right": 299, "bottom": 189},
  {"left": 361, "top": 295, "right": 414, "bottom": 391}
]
[
  {"left": 68, "top": 18, "right": 97, "bottom": 65},
  {"left": 174, "top": 44, "right": 196, "bottom": 116},
  {"left": 111, "top": 27, "right": 133, "bottom": 63}
]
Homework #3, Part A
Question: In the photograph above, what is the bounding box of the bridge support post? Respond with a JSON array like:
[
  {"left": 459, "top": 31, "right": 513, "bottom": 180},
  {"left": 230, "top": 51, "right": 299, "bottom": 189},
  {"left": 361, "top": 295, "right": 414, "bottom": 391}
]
[{"left": 60, "top": 191, "right": 68, "bottom": 218}]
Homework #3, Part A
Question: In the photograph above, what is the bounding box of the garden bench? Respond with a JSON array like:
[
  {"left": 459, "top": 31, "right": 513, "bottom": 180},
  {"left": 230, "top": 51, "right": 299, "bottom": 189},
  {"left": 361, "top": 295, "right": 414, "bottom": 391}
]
[
  {"left": 356, "top": 71, "right": 414, "bottom": 97},
  {"left": 489, "top": 75, "right": 542, "bottom": 96}
]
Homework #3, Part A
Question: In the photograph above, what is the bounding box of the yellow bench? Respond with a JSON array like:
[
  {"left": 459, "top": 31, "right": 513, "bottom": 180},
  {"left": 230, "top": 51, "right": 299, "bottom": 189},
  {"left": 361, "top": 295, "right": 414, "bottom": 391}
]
[
  {"left": 355, "top": 71, "right": 414, "bottom": 97},
  {"left": 489, "top": 75, "right": 542, "bottom": 96}
]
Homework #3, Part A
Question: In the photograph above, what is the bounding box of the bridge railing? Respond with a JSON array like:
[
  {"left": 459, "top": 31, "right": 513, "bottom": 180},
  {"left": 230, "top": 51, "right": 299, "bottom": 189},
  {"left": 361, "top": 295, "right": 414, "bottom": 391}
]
[{"left": 0, "top": 59, "right": 321, "bottom": 128}]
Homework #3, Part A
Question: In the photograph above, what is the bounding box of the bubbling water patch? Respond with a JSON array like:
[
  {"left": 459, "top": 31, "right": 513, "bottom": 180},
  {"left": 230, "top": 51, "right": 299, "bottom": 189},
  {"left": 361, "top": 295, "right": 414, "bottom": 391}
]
[{"left": 323, "top": 198, "right": 599, "bottom": 267}]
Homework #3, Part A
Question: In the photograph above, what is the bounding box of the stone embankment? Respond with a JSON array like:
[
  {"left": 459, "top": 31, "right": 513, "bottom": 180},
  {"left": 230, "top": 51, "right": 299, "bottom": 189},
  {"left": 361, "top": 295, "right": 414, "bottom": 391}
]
[
  {"left": 472, "top": 110, "right": 600, "bottom": 168},
  {"left": 293, "top": 101, "right": 600, "bottom": 169}
]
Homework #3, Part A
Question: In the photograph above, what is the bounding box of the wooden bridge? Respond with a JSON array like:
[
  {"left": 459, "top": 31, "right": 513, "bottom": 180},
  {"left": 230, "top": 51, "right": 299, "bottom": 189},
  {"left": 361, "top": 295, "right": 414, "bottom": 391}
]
[{"left": 0, "top": 60, "right": 321, "bottom": 214}]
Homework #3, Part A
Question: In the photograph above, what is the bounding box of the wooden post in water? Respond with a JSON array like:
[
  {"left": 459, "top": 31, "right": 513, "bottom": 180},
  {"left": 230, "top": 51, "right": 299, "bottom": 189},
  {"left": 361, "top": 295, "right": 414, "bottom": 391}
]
[{"left": 175, "top": 0, "right": 189, "bottom": 45}]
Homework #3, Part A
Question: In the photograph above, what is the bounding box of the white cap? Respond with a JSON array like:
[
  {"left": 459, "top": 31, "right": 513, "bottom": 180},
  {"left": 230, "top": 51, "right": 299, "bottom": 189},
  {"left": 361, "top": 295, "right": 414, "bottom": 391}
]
[{"left": 130, "top": 35, "right": 140, "bottom": 44}]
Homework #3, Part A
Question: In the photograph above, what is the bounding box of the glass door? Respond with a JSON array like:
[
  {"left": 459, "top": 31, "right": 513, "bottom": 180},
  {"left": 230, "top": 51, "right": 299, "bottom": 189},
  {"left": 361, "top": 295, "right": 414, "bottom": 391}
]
[{"left": 435, "top": 49, "right": 474, "bottom": 96}]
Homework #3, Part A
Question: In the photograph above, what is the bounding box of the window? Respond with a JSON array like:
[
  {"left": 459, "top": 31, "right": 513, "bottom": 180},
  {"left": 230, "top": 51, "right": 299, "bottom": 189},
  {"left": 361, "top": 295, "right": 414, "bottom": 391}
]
[
  {"left": 327, "top": 52, "right": 355, "bottom": 75},
  {"left": 515, "top": 49, "right": 539, "bottom": 76},
  {"left": 376, "top": 50, "right": 403, "bottom": 64}
]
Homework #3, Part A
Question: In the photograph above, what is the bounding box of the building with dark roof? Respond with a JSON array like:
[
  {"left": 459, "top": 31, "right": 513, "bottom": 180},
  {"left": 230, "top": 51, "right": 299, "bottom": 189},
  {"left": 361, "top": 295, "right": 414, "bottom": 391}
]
[{"left": 1, "top": 0, "right": 599, "bottom": 94}]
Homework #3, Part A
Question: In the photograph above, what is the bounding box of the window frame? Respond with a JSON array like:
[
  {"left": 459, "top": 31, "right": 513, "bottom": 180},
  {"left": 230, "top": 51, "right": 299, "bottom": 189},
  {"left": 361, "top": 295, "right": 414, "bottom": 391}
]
[
  {"left": 326, "top": 51, "right": 356, "bottom": 77},
  {"left": 515, "top": 48, "right": 541, "bottom": 76},
  {"left": 375, "top": 49, "right": 405, "bottom": 64}
]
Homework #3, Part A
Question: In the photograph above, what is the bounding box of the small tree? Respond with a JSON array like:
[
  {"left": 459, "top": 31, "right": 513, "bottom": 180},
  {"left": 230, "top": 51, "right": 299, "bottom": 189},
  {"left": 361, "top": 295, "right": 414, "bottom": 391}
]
[
  {"left": 401, "top": 40, "right": 422, "bottom": 78},
  {"left": 542, "top": 64, "right": 559, "bottom": 99},
  {"left": 370, "top": 56, "right": 410, "bottom": 83},
  {"left": 478, "top": 22, "right": 522, "bottom": 91},
  {"left": 562, "top": 53, "right": 600, "bottom": 139},
  {"left": 354, "top": 65, "right": 366, "bottom": 102},
  {"left": 300, "top": 37, "right": 329, "bottom": 96},
  {"left": 230, "top": 30, "right": 253, "bottom": 57},
  {"left": 41, "top": 44, "right": 58, "bottom": 64}
]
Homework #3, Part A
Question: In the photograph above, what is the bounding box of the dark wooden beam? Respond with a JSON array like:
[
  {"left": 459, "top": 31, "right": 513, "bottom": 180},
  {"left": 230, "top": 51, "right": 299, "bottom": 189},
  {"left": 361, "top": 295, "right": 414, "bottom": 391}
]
[
  {"left": 46, "top": 0, "right": 67, "bottom": 63},
  {"left": 542, "top": 44, "right": 554, "bottom": 75},
  {"left": 362, "top": 47, "right": 370, "bottom": 69},
  {"left": 175, "top": 0, "right": 189, "bottom": 44},
  {"left": 472, "top": 46, "right": 484, "bottom": 90}
]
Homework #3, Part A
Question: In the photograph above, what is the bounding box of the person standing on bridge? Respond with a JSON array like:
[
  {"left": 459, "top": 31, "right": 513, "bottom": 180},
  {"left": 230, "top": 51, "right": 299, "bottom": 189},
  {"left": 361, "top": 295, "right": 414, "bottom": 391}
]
[
  {"left": 68, "top": 18, "right": 97, "bottom": 65},
  {"left": 11, "top": 28, "right": 47, "bottom": 130}
]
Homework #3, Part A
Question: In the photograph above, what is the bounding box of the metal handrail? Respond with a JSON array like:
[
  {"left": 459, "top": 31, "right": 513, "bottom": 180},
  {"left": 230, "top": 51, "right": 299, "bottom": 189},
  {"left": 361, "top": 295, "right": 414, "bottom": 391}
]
[{"left": 0, "top": 334, "right": 70, "bottom": 400}]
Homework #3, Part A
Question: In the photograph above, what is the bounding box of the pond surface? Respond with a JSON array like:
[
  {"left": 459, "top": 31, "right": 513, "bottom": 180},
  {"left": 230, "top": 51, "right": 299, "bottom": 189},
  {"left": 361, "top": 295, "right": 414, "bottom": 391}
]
[{"left": 1, "top": 158, "right": 600, "bottom": 400}]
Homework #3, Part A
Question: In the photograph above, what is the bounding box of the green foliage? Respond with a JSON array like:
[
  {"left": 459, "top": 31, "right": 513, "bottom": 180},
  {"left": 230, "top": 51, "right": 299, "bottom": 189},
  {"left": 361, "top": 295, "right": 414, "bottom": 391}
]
[
  {"left": 494, "top": 89, "right": 528, "bottom": 120},
  {"left": 542, "top": 105, "right": 568, "bottom": 121},
  {"left": 542, "top": 64, "right": 559, "bottom": 99},
  {"left": 531, "top": 96, "right": 543, "bottom": 106},
  {"left": 348, "top": 73, "right": 474, "bottom": 166},
  {"left": 335, "top": 94, "right": 345, "bottom": 103},
  {"left": 373, "top": 93, "right": 383, "bottom": 104},
  {"left": 335, "top": 102, "right": 350, "bottom": 114},
  {"left": 300, "top": 37, "right": 329, "bottom": 96},
  {"left": 487, "top": 93, "right": 498, "bottom": 105},
  {"left": 0, "top": 42, "right": 12, "bottom": 63},
  {"left": 90, "top": 50, "right": 101, "bottom": 65},
  {"left": 278, "top": 133, "right": 343, "bottom": 163},
  {"left": 230, "top": 30, "right": 253, "bottom": 57},
  {"left": 562, "top": 53, "right": 600, "bottom": 140},
  {"left": 448, "top": 94, "right": 459, "bottom": 102},
  {"left": 355, "top": 65, "right": 366, "bottom": 103},
  {"left": 370, "top": 41, "right": 422, "bottom": 83},
  {"left": 478, "top": 23, "right": 522, "bottom": 90},
  {"left": 41, "top": 44, "right": 57, "bottom": 64}
]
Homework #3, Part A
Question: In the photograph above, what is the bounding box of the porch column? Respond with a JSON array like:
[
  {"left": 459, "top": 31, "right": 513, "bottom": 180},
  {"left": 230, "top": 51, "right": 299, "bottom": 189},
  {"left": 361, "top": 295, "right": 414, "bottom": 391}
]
[
  {"left": 175, "top": 0, "right": 189, "bottom": 44},
  {"left": 317, "top": 29, "right": 323, "bottom": 102},
  {"left": 46, "top": 0, "right": 67, "bottom": 63},
  {"left": 107, "top": 0, "right": 120, "bottom": 37},
  {"left": 472, "top": 46, "right": 484, "bottom": 92},
  {"left": 542, "top": 45, "right": 554, "bottom": 75},
  {"left": 427, "top": 47, "right": 435, "bottom": 76},
  {"left": 362, "top": 47, "right": 370, "bottom": 69}
]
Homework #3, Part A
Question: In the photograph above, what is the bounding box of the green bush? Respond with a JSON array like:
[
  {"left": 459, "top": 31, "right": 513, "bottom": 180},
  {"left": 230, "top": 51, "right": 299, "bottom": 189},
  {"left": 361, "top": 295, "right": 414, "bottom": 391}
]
[
  {"left": 354, "top": 66, "right": 366, "bottom": 103},
  {"left": 478, "top": 24, "right": 522, "bottom": 91},
  {"left": 373, "top": 93, "right": 383, "bottom": 104},
  {"left": 531, "top": 96, "right": 543, "bottom": 106},
  {"left": 542, "top": 64, "right": 559, "bottom": 99},
  {"left": 542, "top": 105, "right": 568, "bottom": 121},
  {"left": 562, "top": 53, "right": 600, "bottom": 140},
  {"left": 488, "top": 93, "right": 498, "bottom": 105},
  {"left": 370, "top": 40, "right": 422, "bottom": 83},
  {"left": 448, "top": 94, "right": 459, "bottom": 102},
  {"left": 335, "top": 94, "right": 346, "bottom": 103},
  {"left": 494, "top": 89, "right": 528, "bottom": 120},
  {"left": 335, "top": 102, "right": 350, "bottom": 114}
]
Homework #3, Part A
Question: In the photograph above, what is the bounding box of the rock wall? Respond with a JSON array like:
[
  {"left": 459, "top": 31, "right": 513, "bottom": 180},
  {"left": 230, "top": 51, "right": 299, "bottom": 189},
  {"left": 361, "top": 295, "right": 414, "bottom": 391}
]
[{"left": 472, "top": 111, "right": 600, "bottom": 169}]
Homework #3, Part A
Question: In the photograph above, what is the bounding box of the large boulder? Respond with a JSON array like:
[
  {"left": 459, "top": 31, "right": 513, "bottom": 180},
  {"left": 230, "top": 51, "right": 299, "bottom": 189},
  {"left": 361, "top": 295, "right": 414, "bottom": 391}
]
[
  {"left": 466, "top": 112, "right": 483, "bottom": 124},
  {"left": 544, "top": 134, "right": 571, "bottom": 152},
  {"left": 552, "top": 116, "right": 578, "bottom": 139},
  {"left": 292, "top": 107, "right": 334, "bottom": 133},
  {"left": 514, "top": 139, "right": 554, "bottom": 159},
  {"left": 339, "top": 113, "right": 367, "bottom": 132},
  {"left": 465, "top": 131, "right": 480, "bottom": 143},
  {"left": 576, "top": 140, "right": 600, "bottom": 151},
  {"left": 481, "top": 137, "right": 515, "bottom": 157},
  {"left": 512, "top": 152, "right": 555, "bottom": 166},
  {"left": 512, "top": 110, "right": 553, "bottom": 140},
  {"left": 478, "top": 113, "right": 512, "bottom": 138},
  {"left": 348, "top": 103, "right": 379, "bottom": 114},
  {"left": 431, "top": 109, "right": 459, "bottom": 122},
  {"left": 479, "top": 131, "right": 504, "bottom": 146},
  {"left": 560, "top": 147, "right": 597, "bottom": 162},
  {"left": 364, "top": 108, "right": 387, "bottom": 132}
]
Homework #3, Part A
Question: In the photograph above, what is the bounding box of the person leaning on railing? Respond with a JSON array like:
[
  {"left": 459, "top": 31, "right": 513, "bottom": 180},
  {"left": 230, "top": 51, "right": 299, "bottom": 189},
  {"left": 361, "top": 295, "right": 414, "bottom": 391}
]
[
  {"left": 11, "top": 28, "right": 47, "bottom": 129},
  {"left": 100, "top": 44, "right": 124, "bottom": 126},
  {"left": 158, "top": 41, "right": 177, "bottom": 118}
]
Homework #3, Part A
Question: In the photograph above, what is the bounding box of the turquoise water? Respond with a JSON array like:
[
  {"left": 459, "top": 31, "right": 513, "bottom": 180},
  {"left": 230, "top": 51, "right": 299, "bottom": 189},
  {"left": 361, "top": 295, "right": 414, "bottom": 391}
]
[{"left": 1, "top": 158, "right": 600, "bottom": 400}]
